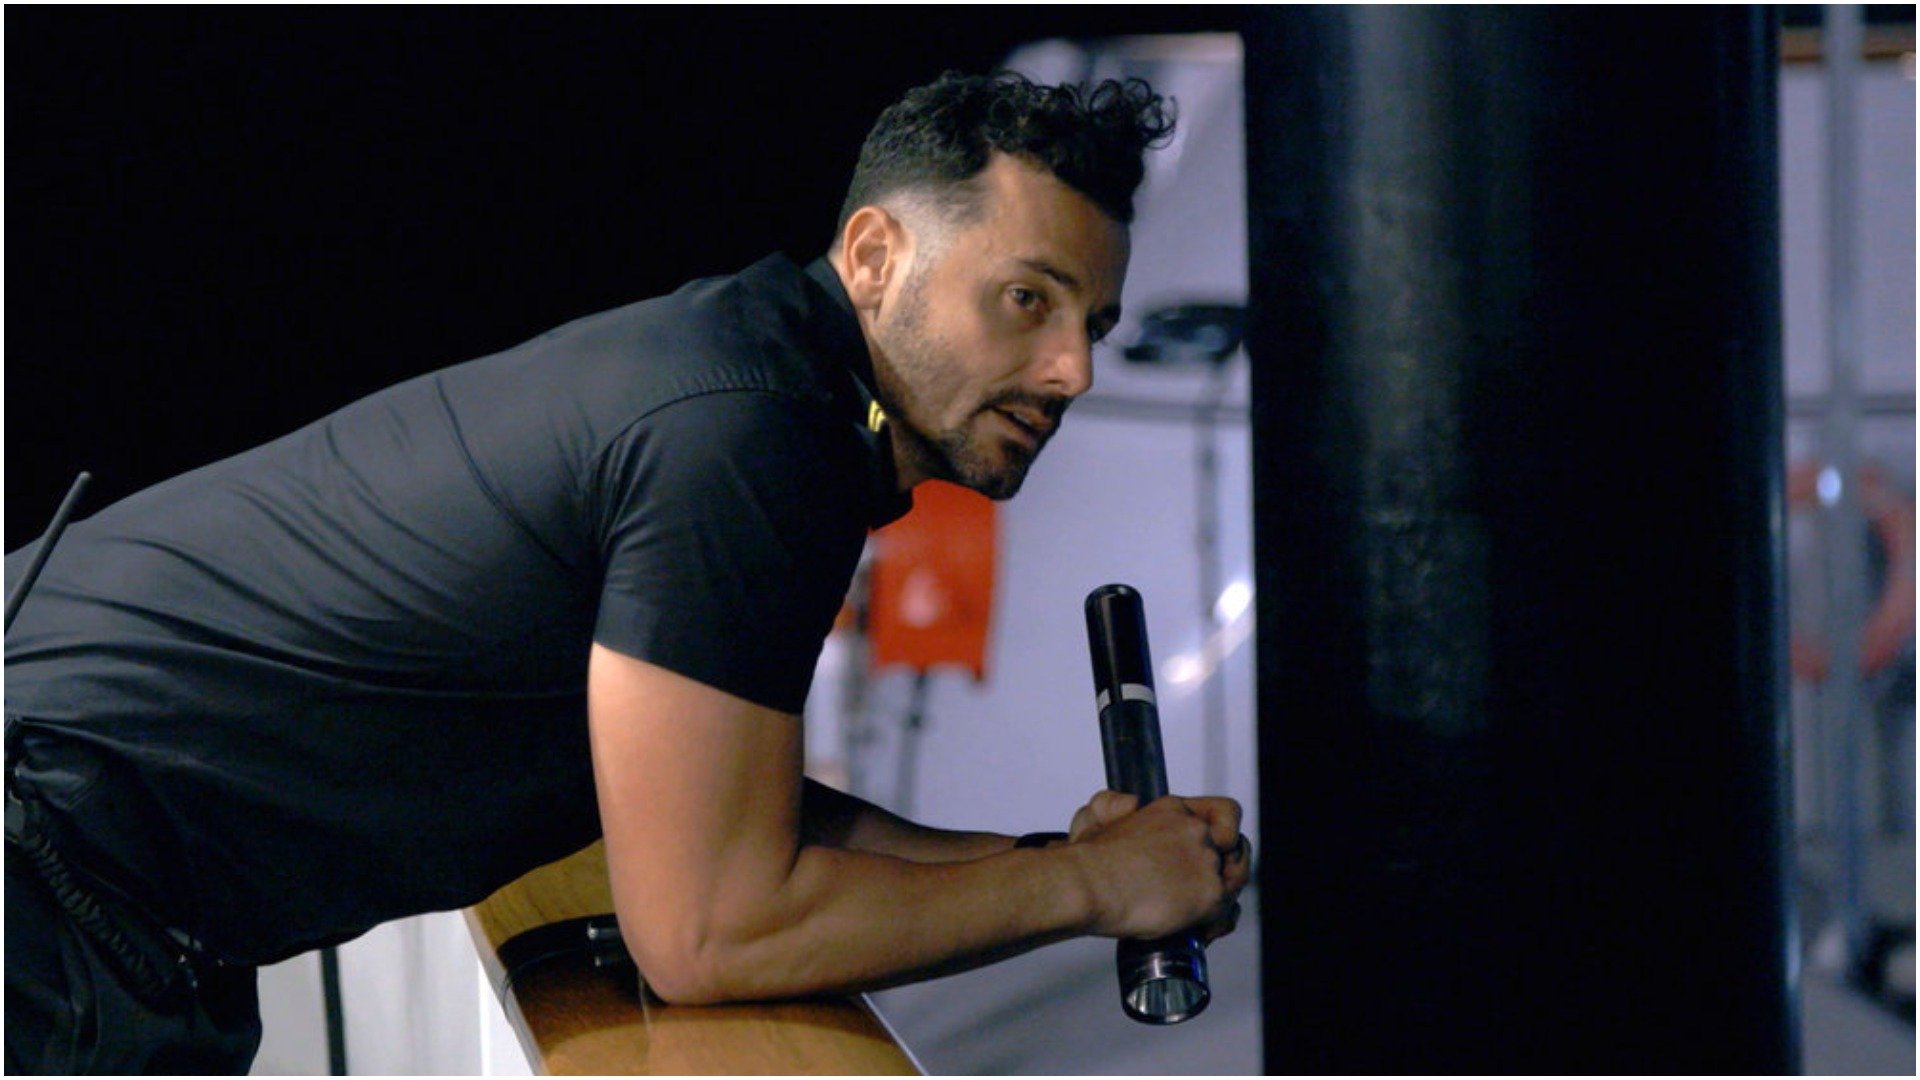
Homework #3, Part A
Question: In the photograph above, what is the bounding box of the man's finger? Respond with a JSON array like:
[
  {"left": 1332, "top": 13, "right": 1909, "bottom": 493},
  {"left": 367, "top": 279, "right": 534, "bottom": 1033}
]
[
  {"left": 1177, "top": 796, "right": 1243, "bottom": 850},
  {"left": 1200, "top": 900, "right": 1243, "bottom": 943},
  {"left": 1070, "top": 790, "right": 1142, "bottom": 842},
  {"left": 1221, "top": 835, "right": 1254, "bottom": 893}
]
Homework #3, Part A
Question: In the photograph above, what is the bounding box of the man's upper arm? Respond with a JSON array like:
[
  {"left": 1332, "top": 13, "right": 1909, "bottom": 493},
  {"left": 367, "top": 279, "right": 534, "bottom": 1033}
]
[
  {"left": 587, "top": 390, "right": 868, "bottom": 715},
  {"left": 579, "top": 390, "right": 873, "bottom": 997},
  {"left": 586, "top": 641, "right": 804, "bottom": 1001}
]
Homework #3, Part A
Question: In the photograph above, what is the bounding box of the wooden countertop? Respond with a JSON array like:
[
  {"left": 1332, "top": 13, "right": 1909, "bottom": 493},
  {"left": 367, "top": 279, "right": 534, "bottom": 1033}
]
[{"left": 466, "top": 840, "right": 921, "bottom": 1075}]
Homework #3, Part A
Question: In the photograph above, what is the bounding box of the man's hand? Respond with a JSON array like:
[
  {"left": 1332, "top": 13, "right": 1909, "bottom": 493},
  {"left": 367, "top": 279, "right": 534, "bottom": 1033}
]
[{"left": 1065, "top": 790, "right": 1251, "bottom": 943}]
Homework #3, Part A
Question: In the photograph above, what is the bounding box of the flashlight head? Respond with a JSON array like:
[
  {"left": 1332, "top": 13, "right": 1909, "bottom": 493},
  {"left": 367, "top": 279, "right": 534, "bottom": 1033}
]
[{"left": 1118, "top": 938, "right": 1210, "bottom": 1024}]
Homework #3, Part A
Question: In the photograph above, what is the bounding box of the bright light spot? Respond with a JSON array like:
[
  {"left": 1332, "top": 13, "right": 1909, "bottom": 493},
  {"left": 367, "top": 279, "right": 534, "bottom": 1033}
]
[
  {"left": 1214, "top": 581, "right": 1254, "bottom": 624},
  {"left": 1817, "top": 467, "right": 1844, "bottom": 507},
  {"left": 1165, "top": 653, "right": 1206, "bottom": 687}
]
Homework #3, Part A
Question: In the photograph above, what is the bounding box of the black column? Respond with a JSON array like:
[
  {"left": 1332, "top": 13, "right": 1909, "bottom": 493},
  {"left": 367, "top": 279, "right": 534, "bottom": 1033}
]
[{"left": 1245, "top": 8, "right": 1794, "bottom": 1073}]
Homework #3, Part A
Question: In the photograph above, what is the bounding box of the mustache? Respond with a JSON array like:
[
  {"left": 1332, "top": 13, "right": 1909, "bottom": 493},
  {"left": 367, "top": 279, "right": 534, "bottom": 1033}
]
[{"left": 979, "top": 389, "right": 1071, "bottom": 427}]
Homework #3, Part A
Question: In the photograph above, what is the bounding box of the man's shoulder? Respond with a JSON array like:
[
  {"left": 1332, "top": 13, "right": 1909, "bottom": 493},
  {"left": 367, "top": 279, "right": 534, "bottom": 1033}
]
[
  {"left": 510, "top": 254, "right": 833, "bottom": 406},
  {"left": 424, "top": 255, "right": 838, "bottom": 444},
  {"left": 553, "top": 253, "right": 810, "bottom": 346}
]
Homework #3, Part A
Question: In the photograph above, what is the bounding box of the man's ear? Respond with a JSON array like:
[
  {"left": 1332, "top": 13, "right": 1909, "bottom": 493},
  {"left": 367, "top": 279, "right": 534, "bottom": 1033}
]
[{"left": 838, "top": 205, "right": 905, "bottom": 314}]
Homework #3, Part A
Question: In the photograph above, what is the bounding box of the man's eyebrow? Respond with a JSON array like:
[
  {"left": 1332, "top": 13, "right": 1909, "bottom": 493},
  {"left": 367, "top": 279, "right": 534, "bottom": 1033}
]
[{"left": 1015, "top": 257, "right": 1082, "bottom": 293}]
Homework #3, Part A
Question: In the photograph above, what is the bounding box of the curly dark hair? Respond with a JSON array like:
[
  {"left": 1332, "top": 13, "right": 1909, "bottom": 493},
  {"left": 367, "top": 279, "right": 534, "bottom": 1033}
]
[{"left": 837, "top": 70, "right": 1176, "bottom": 231}]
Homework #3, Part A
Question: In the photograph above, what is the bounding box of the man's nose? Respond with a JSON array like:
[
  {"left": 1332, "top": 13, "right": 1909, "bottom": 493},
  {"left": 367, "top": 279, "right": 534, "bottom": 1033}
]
[{"left": 1037, "top": 327, "right": 1095, "bottom": 399}]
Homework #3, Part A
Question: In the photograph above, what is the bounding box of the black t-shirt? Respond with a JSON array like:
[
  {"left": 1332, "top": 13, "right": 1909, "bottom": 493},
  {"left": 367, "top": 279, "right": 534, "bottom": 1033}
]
[{"left": 3, "top": 254, "right": 910, "bottom": 964}]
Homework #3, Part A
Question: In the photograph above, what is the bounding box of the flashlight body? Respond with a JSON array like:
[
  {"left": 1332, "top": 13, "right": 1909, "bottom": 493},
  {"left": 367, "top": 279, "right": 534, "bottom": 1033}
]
[{"left": 1085, "top": 584, "right": 1212, "bottom": 1025}]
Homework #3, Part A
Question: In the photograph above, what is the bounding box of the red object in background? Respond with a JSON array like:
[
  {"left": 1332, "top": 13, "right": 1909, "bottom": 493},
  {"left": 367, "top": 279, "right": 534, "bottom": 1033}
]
[{"left": 867, "top": 480, "right": 998, "bottom": 680}]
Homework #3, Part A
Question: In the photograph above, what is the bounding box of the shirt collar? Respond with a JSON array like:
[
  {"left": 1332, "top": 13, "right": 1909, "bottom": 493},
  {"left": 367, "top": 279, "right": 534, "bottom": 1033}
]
[{"left": 800, "top": 256, "right": 913, "bottom": 528}]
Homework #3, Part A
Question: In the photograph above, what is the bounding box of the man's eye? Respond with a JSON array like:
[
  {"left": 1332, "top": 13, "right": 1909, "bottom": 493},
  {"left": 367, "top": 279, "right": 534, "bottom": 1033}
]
[{"left": 1009, "top": 287, "right": 1043, "bottom": 311}]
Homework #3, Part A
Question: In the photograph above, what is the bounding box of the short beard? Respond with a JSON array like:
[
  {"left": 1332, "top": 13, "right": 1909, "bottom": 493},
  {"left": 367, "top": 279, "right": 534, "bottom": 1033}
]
[
  {"left": 873, "top": 268, "right": 1058, "bottom": 501},
  {"left": 920, "top": 412, "right": 1034, "bottom": 501}
]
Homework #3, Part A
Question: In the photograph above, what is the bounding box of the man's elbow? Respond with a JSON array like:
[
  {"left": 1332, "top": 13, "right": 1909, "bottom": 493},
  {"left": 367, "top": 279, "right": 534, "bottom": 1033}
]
[
  {"left": 627, "top": 924, "right": 756, "bottom": 1006},
  {"left": 638, "top": 965, "right": 724, "bottom": 1007},
  {"left": 629, "top": 936, "right": 718, "bottom": 1005}
]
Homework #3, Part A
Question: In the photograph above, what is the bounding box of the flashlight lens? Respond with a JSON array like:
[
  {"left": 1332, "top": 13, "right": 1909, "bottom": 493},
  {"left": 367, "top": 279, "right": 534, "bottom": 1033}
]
[{"left": 1124, "top": 975, "right": 1210, "bottom": 1024}]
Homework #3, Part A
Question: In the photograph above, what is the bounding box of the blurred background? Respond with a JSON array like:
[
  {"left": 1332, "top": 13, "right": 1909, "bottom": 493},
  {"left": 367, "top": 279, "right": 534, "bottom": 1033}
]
[{"left": 5, "top": 6, "right": 1912, "bottom": 1074}]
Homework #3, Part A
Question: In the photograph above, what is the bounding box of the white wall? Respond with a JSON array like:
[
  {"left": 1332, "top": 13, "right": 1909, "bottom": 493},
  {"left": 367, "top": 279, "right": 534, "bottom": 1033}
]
[
  {"left": 252, "top": 912, "right": 527, "bottom": 1076},
  {"left": 1780, "top": 60, "right": 1917, "bottom": 411}
]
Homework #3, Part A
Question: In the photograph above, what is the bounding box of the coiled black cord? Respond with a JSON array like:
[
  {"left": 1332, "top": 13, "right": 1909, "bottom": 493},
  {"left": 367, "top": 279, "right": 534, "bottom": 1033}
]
[{"left": 12, "top": 797, "right": 190, "bottom": 1008}]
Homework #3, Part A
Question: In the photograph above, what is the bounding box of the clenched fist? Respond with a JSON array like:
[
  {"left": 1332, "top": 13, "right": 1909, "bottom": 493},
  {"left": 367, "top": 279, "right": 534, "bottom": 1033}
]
[{"left": 1062, "top": 790, "right": 1250, "bottom": 942}]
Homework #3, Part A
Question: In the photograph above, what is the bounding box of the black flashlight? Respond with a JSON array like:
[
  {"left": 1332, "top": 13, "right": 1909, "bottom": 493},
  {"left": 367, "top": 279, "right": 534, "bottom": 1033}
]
[{"left": 1084, "top": 583, "right": 1211, "bottom": 1025}]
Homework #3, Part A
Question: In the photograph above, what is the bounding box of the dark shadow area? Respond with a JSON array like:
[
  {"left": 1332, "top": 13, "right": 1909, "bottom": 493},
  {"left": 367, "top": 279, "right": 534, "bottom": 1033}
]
[{"left": 5, "top": 7, "right": 1238, "bottom": 548}]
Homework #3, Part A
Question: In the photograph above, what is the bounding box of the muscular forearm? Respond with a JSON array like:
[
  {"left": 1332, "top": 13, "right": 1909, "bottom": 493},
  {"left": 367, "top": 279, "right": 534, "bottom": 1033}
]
[
  {"left": 644, "top": 840, "right": 1093, "bottom": 1005},
  {"left": 801, "top": 777, "right": 1014, "bottom": 863}
]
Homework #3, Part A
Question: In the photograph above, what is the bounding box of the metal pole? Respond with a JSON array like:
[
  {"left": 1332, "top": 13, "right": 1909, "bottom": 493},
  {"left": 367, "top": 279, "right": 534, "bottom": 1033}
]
[
  {"left": 1814, "top": 2, "right": 1871, "bottom": 976},
  {"left": 321, "top": 945, "right": 348, "bottom": 1075},
  {"left": 1195, "top": 358, "right": 1233, "bottom": 797},
  {"left": 894, "top": 670, "right": 932, "bottom": 816}
]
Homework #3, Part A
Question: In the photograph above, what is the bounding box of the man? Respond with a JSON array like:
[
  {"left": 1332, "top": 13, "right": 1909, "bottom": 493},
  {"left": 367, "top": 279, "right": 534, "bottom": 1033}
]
[{"left": 5, "top": 71, "right": 1250, "bottom": 1072}]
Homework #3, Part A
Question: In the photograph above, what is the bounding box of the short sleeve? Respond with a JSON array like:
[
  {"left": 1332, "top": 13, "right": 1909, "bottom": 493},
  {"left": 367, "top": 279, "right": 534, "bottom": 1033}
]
[{"left": 587, "top": 390, "right": 868, "bottom": 714}]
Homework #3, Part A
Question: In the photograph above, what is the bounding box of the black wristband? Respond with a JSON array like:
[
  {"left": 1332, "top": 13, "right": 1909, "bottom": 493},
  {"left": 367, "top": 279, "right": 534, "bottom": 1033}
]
[{"left": 1013, "top": 831, "right": 1068, "bottom": 850}]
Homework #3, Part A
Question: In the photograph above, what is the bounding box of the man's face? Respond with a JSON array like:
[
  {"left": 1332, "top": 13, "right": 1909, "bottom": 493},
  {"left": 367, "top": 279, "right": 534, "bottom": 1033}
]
[{"left": 870, "top": 155, "right": 1130, "bottom": 500}]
